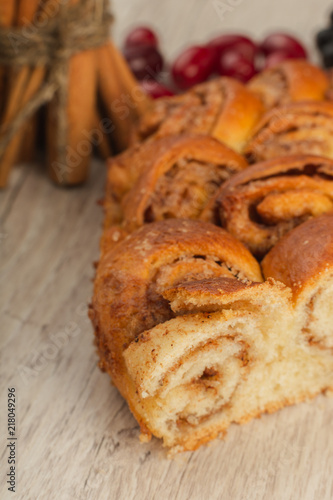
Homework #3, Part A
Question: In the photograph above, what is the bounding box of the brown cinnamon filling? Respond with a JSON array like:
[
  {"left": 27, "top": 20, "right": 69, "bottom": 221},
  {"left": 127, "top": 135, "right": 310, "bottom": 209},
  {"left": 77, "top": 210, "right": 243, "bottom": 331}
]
[
  {"left": 240, "top": 164, "right": 333, "bottom": 189},
  {"left": 143, "top": 160, "right": 233, "bottom": 222},
  {"left": 201, "top": 367, "right": 219, "bottom": 378},
  {"left": 138, "top": 81, "right": 227, "bottom": 141},
  {"left": 302, "top": 289, "right": 333, "bottom": 352},
  {"left": 136, "top": 254, "right": 246, "bottom": 346}
]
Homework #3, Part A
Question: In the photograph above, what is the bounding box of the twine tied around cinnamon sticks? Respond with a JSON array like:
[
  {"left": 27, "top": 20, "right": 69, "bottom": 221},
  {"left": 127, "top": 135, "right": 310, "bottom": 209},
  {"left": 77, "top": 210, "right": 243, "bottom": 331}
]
[{"left": 0, "top": 0, "right": 150, "bottom": 187}]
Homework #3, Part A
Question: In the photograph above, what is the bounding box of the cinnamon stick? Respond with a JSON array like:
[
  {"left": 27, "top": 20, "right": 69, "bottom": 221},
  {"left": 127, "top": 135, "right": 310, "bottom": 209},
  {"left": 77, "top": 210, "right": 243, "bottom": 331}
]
[
  {"left": 0, "top": 1, "right": 17, "bottom": 120},
  {"left": 92, "top": 109, "right": 113, "bottom": 160},
  {"left": 0, "top": 0, "right": 44, "bottom": 187},
  {"left": 15, "top": 0, "right": 44, "bottom": 164},
  {"left": 96, "top": 43, "right": 127, "bottom": 151},
  {"left": 15, "top": 0, "right": 41, "bottom": 24},
  {"left": 96, "top": 42, "right": 151, "bottom": 152},
  {"left": 0, "top": 2, "right": 17, "bottom": 24},
  {"left": 47, "top": 0, "right": 97, "bottom": 185},
  {"left": 18, "top": 115, "right": 38, "bottom": 163},
  {"left": 108, "top": 41, "right": 150, "bottom": 117}
]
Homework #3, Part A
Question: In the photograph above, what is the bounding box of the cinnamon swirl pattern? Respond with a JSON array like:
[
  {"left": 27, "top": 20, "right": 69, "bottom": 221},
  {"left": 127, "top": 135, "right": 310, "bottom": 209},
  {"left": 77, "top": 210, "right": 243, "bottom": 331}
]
[
  {"left": 244, "top": 101, "right": 333, "bottom": 163},
  {"left": 116, "top": 135, "right": 247, "bottom": 231},
  {"left": 201, "top": 155, "right": 333, "bottom": 258},
  {"left": 263, "top": 213, "right": 333, "bottom": 351},
  {"left": 134, "top": 77, "right": 264, "bottom": 152},
  {"left": 248, "top": 59, "right": 329, "bottom": 110}
]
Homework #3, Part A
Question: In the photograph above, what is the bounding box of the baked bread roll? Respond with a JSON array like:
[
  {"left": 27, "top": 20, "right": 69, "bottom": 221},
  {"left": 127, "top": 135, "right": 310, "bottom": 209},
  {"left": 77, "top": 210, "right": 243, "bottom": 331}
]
[
  {"left": 105, "top": 134, "right": 247, "bottom": 228},
  {"left": 90, "top": 219, "right": 266, "bottom": 450},
  {"left": 244, "top": 101, "right": 333, "bottom": 163},
  {"left": 109, "top": 135, "right": 247, "bottom": 231},
  {"left": 262, "top": 213, "right": 333, "bottom": 350},
  {"left": 248, "top": 59, "right": 329, "bottom": 110},
  {"left": 134, "top": 77, "right": 264, "bottom": 152},
  {"left": 201, "top": 154, "right": 333, "bottom": 258}
]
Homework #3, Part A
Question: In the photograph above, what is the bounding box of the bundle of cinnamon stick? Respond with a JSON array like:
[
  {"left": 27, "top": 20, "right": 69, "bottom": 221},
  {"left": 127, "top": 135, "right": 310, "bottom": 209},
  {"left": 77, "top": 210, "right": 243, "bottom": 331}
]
[{"left": 0, "top": 0, "right": 151, "bottom": 187}]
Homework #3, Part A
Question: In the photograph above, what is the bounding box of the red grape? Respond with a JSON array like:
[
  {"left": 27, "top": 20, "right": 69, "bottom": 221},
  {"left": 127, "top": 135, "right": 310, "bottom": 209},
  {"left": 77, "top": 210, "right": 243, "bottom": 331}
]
[
  {"left": 264, "top": 50, "right": 299, "bottom": 69},
  {"left": 125, "top": 27, "right": 158, "bottom": 49},
  {"left": 124, "top": 45, "right": 164, "bottom": 80},
  {"left": 122, "top": 28, "right": 308, "bottom": 89},
  {"left": 208, "top": 34, "right": 258, "bottom": 64},
  {"left": 217, "top": 50, "right": 257, "bottom": 82},
  {"left": 260, "top": 33, "right": 307, "bottom": 58},
  {"left": 141, "top": 80, "right": 175, "bottom": 99},
  {"left": 171, "top": 45, "right": 216, "bottom": 90}
]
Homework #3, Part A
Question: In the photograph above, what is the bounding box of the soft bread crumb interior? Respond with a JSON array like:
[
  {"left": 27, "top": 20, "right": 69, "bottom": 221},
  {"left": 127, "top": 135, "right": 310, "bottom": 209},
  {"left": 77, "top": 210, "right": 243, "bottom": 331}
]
[{"left": 124, "top": 286, "right": 333, "bottom": 451}]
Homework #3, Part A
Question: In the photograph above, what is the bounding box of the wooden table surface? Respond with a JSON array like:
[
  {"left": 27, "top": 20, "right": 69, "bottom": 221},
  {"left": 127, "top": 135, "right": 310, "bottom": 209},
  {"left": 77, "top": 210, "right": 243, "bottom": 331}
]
[{"left": 2, "top": 1, "right": 333, "bottom": 499}]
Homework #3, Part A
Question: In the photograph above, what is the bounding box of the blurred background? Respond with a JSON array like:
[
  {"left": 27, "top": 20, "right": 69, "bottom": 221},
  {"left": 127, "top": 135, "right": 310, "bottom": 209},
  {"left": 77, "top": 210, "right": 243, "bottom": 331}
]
[{"left": 112, "top": 0, "right": 332, "bottom": 61}]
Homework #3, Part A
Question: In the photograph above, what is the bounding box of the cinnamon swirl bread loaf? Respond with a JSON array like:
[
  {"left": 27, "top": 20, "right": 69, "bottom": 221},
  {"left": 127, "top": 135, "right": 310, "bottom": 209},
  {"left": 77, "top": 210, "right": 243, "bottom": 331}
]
[{"left": 91, "top": 63, "right": 333, "bottom": 454}]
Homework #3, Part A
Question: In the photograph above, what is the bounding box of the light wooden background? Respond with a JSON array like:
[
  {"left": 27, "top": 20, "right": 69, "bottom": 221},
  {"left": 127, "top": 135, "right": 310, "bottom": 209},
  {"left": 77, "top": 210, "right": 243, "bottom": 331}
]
[{"left": 1, "top": 1, "right": 333, "bottom": 499}]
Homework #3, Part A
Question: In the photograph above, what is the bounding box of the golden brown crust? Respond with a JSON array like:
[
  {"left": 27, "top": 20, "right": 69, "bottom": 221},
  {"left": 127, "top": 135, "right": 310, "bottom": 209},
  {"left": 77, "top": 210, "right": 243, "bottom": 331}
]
[
  {"left": 167, "top": 276, "right": 261, "bottom": 298},
  {"left": 210, "top": 78, "right": 264, "bottom": 152},
  {"left": 248, "top": 60, "right": 329, "bottom": 110},
  {"left": 118, "top": 135, "right": 247, "bottom": 231},
  {"left": 163, "top": 276, "right": 290, "bottom": 314},
  {"left": 106, "top": 135, "right": 180, "bottom": 203},
  {"left": 104, "top": 139, "right": 159, "bottom": 227},
  {"left": 262, "top": 213, "right": 333, "bottom": 299},
  {"left": 244, "top": 101, "right": 333, "bottom": 163},
  {"left": 99, "top": 225, "right": 129, "bottom": 255},
  {"left": 200, "top": 154, "right": 333, "bottom": 258},
  {"left": 91, "top": 219, "right": 262, "bottom": 400},
  {"left": 133, "top": 77, "right": 264, "bottom": 152}
]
